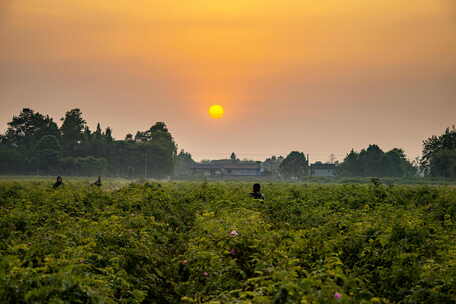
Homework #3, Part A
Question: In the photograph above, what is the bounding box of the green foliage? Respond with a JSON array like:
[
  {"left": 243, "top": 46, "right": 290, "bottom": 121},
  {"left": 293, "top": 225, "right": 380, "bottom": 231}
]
[
  {"left": 60, "top": 109, "right": 86, "bottom": 154},
  {"left": 3, "top": 108, "right": 60, "bottom": 150},
  {"left": 422, "top": 126, "right": 456, "bottom": 178},
  {"left": 0, "top": 109, "right": 177, "bottom": 178},
  {"left": 175, "top": 150, "right": 196, "bottom": 177},
  {"left": 429, "top": 149, "right": 456, "bottom": 178},
  {"left": 1, "top": 181, "right": 455, "bottom": 303},
  {"left": 338, "top": 145, "right": 415, "bottom": 178},
  {"left": 279, "top": 151, "right": 309, "bottom": 179}
]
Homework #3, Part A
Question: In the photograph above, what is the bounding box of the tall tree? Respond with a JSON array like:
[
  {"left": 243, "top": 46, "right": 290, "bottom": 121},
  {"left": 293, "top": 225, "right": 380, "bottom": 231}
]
[
  {"left": 338, "top": 149, "right": 360, "bottom": 176},
  {"left": 338, "top": 146, "right": 415, "bottom": 177},
  {"left": 133, "top": 122, "right": 177, "bottom": 178},
  {"left": 175, "top": 150, "right": 195, "bottom": 176},
  {"left": 384, "top": 148, "right": 415, "bottom": 177},
  {"left": 429, "top": 149, "right": 456, "bottom": 178},
  {"left": 60, "top": 109, "right": 86, "bottom": 155},
  {"left": 4, "top": 108, "right": 59, "bottom": 150},
  {"left": 422, "top": 126, "right": 456, "bottom": 177},
  {"left": 230, "top": 152, "right": 238, "bottom": 162},
  {"left": 359, "top": 145, "right": 384, "bottom": 177},
  {"left": 279, "top": 151, "right": 308, "bottom": 179},
  {"left": 33, "top": 135, "right": 62, "bottom": 174}
]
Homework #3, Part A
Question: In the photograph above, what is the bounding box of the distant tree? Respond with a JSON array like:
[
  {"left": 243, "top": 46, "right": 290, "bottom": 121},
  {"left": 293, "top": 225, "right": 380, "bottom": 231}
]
[
  {"left": 0, "top": 145, "right": 25, "bottom": 174},
  {"left": 3, "top": 108, "right": 59, "bottom": 150},
  {"left": 175, "top": 150, "right": 195, "bottom": 176},
  {"left": 0, "top": 109, "right": 181, "bottom": 178},
  {"left": 133, "top": 122, "right": 177, "bottom": 178},
  {"left": 230, "top": 152, "right": 238, "bottom": 162},
  {"left": 95, "top": 123, "right": 102, "bottom": 138},
  {"left": 33, "top": 135, "right": 62, "bottom": 174},
  {"left": 279, "top": 151, "right": 308, "bottom": 179},
  {"left": 263, "top": 155, "right": 283, "bottom": 177},
  {"left": 429, "top": 149, "right": 456, "bottom": 178},
  {"left": 125, "top": 133, "right": 134, "bottom": 141},
  {"left": 359, "top": 145, "right": 384, "bottom": 177},
  {"left": 422, "top": 126, "right": 456, "bottom": 177},
  {"left": 383, "top": 148, "right": 416, "bottom": 177},
  {"left": 338, "top": 146, "right": 415, "bottom": 177},
  {"left": 83, "top": 126, "right": 92, "bottom": 140},
  {"left": 104, "top": 127, "right": 113, "bottom": 142},
  {"left": 60, "top": 109, "right": 86, "bottom": 155}
]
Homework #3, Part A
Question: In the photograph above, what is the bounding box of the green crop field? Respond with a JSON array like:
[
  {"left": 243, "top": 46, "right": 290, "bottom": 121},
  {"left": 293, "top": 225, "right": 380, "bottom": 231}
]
[{"left": 1, "top": 180, "right": 455, "bottom": 303}]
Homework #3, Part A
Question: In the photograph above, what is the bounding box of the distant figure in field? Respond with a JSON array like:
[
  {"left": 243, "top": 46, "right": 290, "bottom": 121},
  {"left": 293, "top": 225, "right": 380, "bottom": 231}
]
[
  {"left": 250, "top": 183, "right": 265, "bottom": 200},
  {"left": 53, "top": 176, "right": 64, "bottom": 189},
  {"left": 92, "top": 176, "right": 102, "bottom": 187}
]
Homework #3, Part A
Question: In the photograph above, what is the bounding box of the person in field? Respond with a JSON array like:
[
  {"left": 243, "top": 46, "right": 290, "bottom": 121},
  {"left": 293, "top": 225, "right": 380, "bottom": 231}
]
[
  {"left": 250, "top": 183, "right": 265, "bottom": 200},
  {"left": 92, "top": 176, "right": 102, "bottom": 187},
  {"left": 53, "top": 176, "right": 64, "bottom": 189}
]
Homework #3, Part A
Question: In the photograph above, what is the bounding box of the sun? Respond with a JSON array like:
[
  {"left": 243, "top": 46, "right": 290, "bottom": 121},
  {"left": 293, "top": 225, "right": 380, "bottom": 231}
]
[{"left": 208, "top": 105, "right": 224, "bottom": 119}]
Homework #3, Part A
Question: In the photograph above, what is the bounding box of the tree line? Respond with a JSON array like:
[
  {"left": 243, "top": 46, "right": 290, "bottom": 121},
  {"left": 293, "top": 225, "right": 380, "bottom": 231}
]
[
  {"left": 270, "top": 126, "right": 456, "bottom": 179},
  {"left": 0, "top": 108, "right": 177, "bottom": 178},
  {"left": 0, "top": 108, "right": 455, "bottom": 179}
]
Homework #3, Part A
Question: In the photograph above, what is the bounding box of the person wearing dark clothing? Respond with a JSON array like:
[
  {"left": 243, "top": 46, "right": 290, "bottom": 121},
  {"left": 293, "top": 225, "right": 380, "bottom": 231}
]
[
  {"left": 53, "top": 176, "right": 64, "bottom": 189},
  {"left": 250, "top": 183, "right": 265, "bottom": 200},
  {"left": 92, "top": 176, "right": 102, "bottom": 187}
]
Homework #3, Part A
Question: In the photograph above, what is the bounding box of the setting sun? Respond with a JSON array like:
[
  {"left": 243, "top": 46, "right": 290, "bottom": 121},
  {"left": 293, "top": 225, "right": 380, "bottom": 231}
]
[{"left": 208, "top": 105, "right": 224, "bottom": 119}]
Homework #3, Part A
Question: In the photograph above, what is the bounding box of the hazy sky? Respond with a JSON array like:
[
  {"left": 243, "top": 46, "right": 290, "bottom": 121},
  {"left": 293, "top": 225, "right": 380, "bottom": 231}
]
[{"left": 1, "top": 0, "right": 455, "bottom": 161}]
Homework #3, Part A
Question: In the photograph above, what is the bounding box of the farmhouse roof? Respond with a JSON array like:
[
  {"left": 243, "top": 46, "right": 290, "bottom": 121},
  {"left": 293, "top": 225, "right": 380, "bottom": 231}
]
[{"left": 192, "top": 163, "right": 261, "bottom": 170}]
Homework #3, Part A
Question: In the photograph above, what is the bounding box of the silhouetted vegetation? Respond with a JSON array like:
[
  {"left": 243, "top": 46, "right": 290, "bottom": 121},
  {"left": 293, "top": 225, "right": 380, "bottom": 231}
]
[
  {"left": 337, "top": 145, "right": 416, "bottom": 178},
  {"left": 421, "top": 126, "right": 456, "bottom": 178},
  {"left": 1, "top": 108, "right": 455, "bottom": 180},
  {"left": 0, "top": 108, "right": 177, "bottom": 178}
]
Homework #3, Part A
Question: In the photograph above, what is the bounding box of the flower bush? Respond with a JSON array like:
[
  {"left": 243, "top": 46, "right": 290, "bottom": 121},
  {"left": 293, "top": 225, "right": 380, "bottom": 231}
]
[{"left": 0, "top": 181, "right": 455, "bottom": 303}]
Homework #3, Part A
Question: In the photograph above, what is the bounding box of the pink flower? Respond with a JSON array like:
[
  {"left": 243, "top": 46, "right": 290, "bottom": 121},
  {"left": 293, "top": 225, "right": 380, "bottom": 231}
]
[
  {"left": 202, "top": 271, "right": 209, "bottom": 277},
  {"left": 334, "top": 292, "right": 342, "bottom": 300},
  {"left": 229, "top": 248, "right": 237, "bottom": 255},
  {"left": 229, "top": 230, "right": 239, "bottom": 237}
]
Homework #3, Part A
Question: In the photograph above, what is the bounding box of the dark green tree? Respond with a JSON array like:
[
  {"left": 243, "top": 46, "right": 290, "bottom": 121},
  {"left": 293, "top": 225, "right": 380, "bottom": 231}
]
[
  {"left": 337, "top": 149, "right": 360, "bottom": 176},
  {"left": 175, "top": 150, "right": 195, "bottom": 176},
  {"left": 429, "top": 149, "right": 456, "bottom": 178},
  {"left": 422, "top": 126, "right": 456, "bottom": 177},
  {"left": 230, "top": 152, "right": 238, "bottom": 162},
  {"left": 60, "top": 109, "right": 86, "bottom": 155},
  {"left": 338, "top": 146, "right": 415, "bottom": 177},
  {"left": 279, "top": 151, "right": 308, "bottom": 179},
  {"left": 359, "top": 145, "right": 384, "bottom": 177},
  {"left": 33, "top": 135, "right": 62, "bottom": 174},
  {"left": 132, "top": 122, "right": 177, "bottom": 178},
  {"left": 4, "top": 108, "right": 59, "bottom": 151},
  {"left": 384, "top": 148, "right": 415, "bottom": 177},
  {"left": 0, "top": 145, "right": 25, "bottom": 174}
]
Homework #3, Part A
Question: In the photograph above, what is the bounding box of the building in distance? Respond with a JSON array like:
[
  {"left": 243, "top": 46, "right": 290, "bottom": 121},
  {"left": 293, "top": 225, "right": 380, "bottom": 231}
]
[
  {"left": 310, "top": 162, "right": 336, "bottom": 177},
  {"left": 192, "top": 161, "right": 262, "bottom": 177}
]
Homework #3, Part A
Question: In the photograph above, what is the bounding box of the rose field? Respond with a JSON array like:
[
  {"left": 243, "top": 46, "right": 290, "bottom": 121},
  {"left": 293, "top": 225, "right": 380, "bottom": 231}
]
[{"left": 0, "top": 181, "right": 455, "bottom": 303}]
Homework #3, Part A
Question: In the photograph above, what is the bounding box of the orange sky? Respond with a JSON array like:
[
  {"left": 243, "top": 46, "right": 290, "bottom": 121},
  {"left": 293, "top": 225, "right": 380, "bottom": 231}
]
[{"left": 1, "top": 0, "right": 455, "bottom": 161}]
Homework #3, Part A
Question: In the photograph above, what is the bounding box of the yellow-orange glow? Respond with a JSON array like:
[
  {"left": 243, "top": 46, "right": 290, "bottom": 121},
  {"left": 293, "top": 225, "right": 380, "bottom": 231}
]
[
  {"left": 209, "top": 105, "right": 224, "bottom": 119},
  {"left": 0, "top": 0, "right": 455, "bottom": 161}
]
